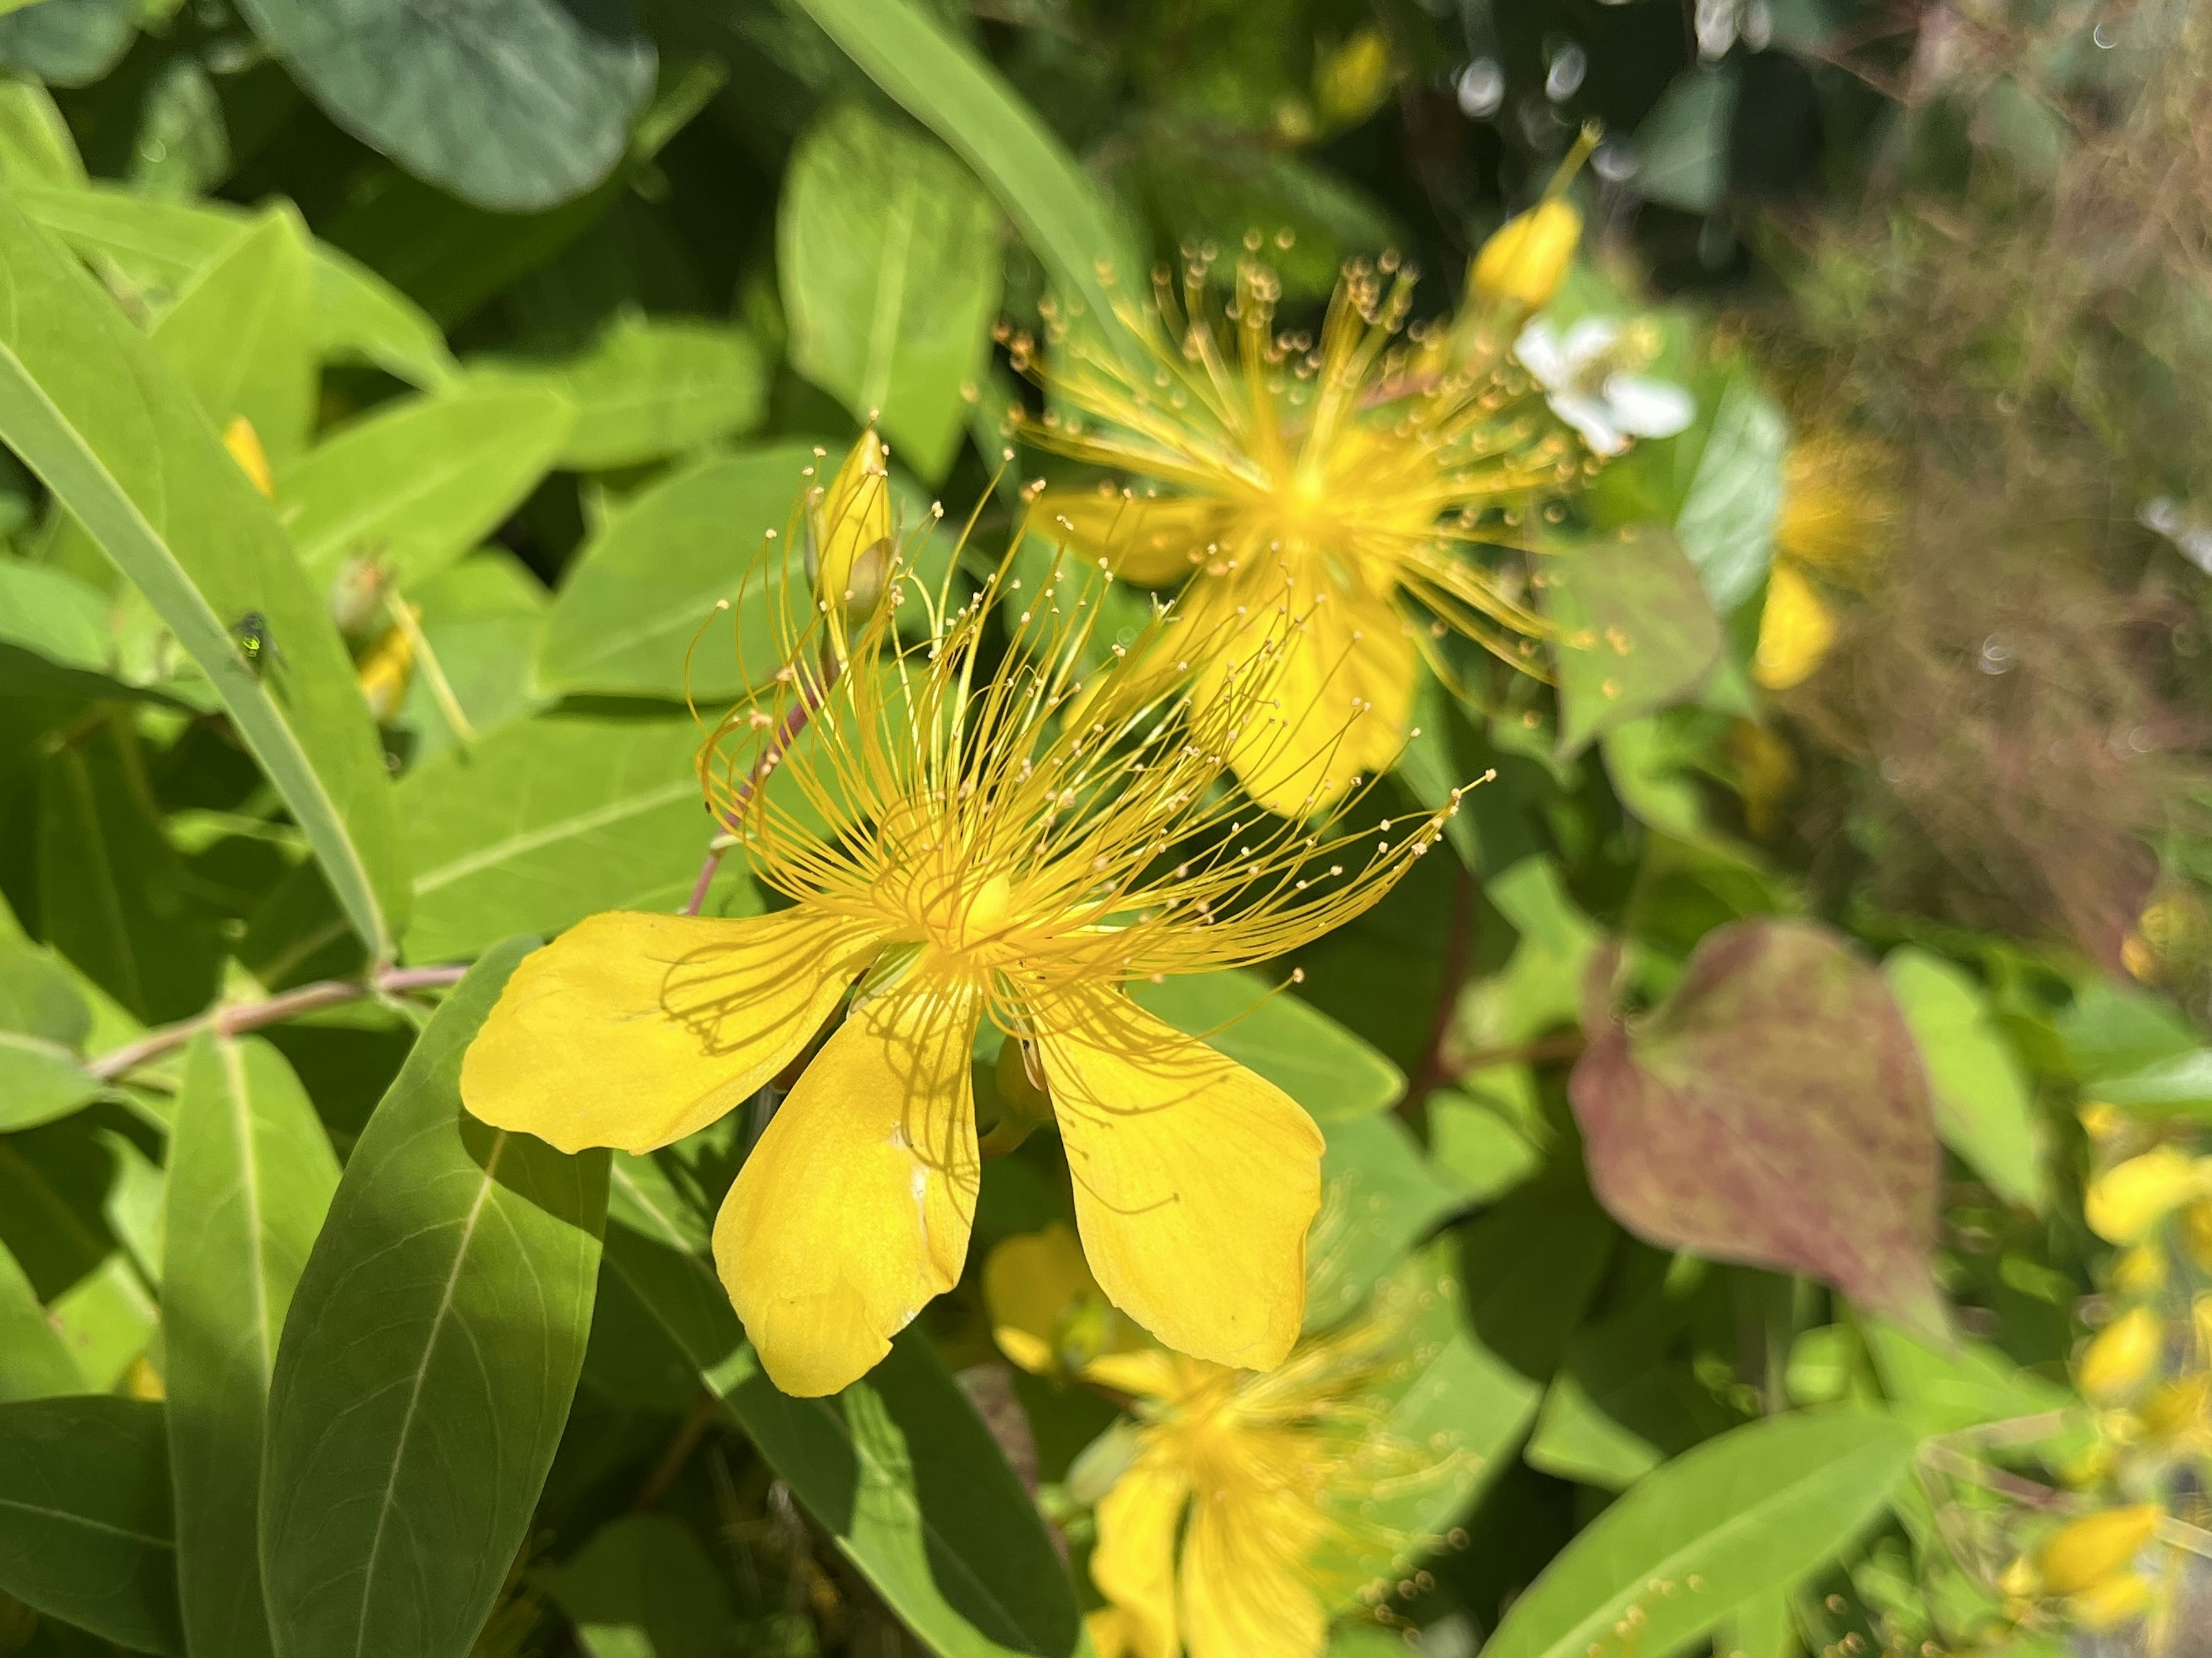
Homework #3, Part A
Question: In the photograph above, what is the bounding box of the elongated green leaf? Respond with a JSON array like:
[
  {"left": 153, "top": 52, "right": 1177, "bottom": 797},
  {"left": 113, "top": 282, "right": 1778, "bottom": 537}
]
[
  {"left": 262, "top": 941, "right": 608, "bottom": 1658},
  {"left": 1483, "top": 1410, "right": 1914, "bottom": 1658},
  {"left": 277, "top": 384, "right": 573, "bottom": 588},
  {"left": 536, "top": 444, "right": 817, "bottom": 702},
  {"left": 234, "top": 0, "right": 655, "bottom": 213},
  {"left": 601, "top": 1154, "right": 1081, "bottom": 1658},
  {"left": 1130, "top": 967, "right": 1406, "bottom": 1124},
  {"left": 13, "top": 178, "right": 456, "bottom": 388},
  {"left": 781, "top": 101, "right": 1002, "bottom": 483},
  {"left": 1543, "top": 526, "right": 1722, "bottom": 758},
  {"left": 469, "top": 317, "right": 767, "bottom": 472},
  {"left": 789, "top": 0, "right": 1137, "bottom": 362},
  {"left": 163, "top": 1033, "right": 341, "bottom": 1658},
  {"left": 0, "top": 1395, "right": 183, "bottom": 1655},
  {"left": 0, "top": 1030, "right": 97, "bottom": 1133},
  {"left": 151, "top": 207, "right": 316, "bottom": 465},
  {"left": 0, "top": 1238, "right": 82, "bottom": 1402},
  {"left": 0, "top": 192, "right": 406, "bottom": 957},
  {"left": 1884, "top": 948, "right": 2046, "bottom": 1211}
]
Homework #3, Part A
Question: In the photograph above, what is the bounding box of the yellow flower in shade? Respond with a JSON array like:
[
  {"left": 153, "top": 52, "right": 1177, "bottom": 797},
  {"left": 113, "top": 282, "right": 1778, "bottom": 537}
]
[
  {"left": 986, "top": 1228, "right": 1458, "bottom": 1658},
  {"left": 2086, "top": 1147, "right": 2212, "bottom": 1245},
  {"left": 2079, "top": 1307, "right": 2164, "bottom": 1406},
  {"left": 1750, "top": 562, "right": 1835, "bottom": 692},
  {"left": 460, "top": 494, "right": 1463, "bottom": 1397},
  {"left": 1010, "top": 255, "right": 1580, "bottom": 815},
  {"left": 1753, "top": 432, "right": 1900, "bottom": 691}
]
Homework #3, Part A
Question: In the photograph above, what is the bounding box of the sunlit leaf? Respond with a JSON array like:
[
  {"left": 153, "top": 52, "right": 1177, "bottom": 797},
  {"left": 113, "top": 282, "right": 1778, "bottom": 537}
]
[{"left": 1543, "top": 526, "right": 1722, "bottom": 758}]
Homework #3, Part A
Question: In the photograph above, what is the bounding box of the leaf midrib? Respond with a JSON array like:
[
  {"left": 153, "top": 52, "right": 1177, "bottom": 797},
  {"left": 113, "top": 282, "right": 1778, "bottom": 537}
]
[{"left": 411, "top": 779, "right": 698, "bottom": 894}]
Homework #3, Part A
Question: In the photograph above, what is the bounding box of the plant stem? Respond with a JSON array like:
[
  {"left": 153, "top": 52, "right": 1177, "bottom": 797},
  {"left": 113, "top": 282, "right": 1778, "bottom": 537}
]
[
  {"left": 679, "top": 659, "right": 838, "bottom": 917},
  {"left": 88, "top": 963, "right": 470, "bottom": 1082}
]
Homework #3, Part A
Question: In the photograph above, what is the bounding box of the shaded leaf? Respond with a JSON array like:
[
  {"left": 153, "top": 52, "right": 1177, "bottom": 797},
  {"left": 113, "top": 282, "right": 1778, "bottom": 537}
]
[
  {"left": 1543, "top": 526, "right": 1722, "bottom": 758},
  {"left": 781, "top": 101, "right": 1002, "bottom": 483},
  {"left": 536, "top": 444, "right": 816, "bottom": 703},
  {"left": 1864, "top": 1322, "right": 2071, "bottom": 1438},
  {"left": 1884, "top": 948, "right": 2046, "bottom": 1211},
  {"left": 1633, "top": 67, "right": 1738, "bottom": 215},
  {"left": 600, "top": 1154, "right": 1082, "bottom": 1658},
  {"left": 233, "top": 0, "right": 656, "bottom": 213},
  {"left": 277, "top": 384, "right": 574, "bottom": 588},
  {"left": 400, "top": 711, "right": 758, "bottom": 964},
  {"left": 262, "top": 941, "right": 608, "bottom": 1658},
  {"left": 0, "top": 1238, "right": 82, "bottom": 1402},
  {"left": 1483, "top": 1409, "right": 1914, "bottom": 1658},
  {"left": 1130, "top": 966, "right": 1406, "bottom": 1126},
  {"left": 0, "top": 1395, "right": 183, "bottom": 1655},
  {"left": 540, "top": 1513, "right": 731, "bottom": 1658},
  {"left": 162, "top": 1033, "right": 340, "bottom": 1658},
  {"left": 1569, "top": 920, "right": 1945, "bottom": 1337},
  {"left": 0, "top": 190, "right": 406, "bottom": 955},
  {"left": 0, "top": 1031, "right": 99, "bottom": 1135}
]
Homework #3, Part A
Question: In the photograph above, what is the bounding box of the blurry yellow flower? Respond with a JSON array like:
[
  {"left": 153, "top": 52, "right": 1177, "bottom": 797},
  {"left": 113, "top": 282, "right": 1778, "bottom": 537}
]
[
  {"left": 987, "top": 1228, "right": 1456, "bottom": 1658},
  {"left": 2184, "top": 1200, "right": 2212, "bottom": 1274},
  {"left": 223, "top": 415, "right": 274, "bottom": 500},
  {"left": 1472, "top": 202, "right": 1581, "bottom": 313},
  {"left": 1752, "top": 563, "right": 1835, "bottom": 691},
  {"left": 1016, "top": 256, "right": 1577, "bottom": 814},
  {"left": 983, "top": 1221, "right": 1147, "bottom": 1382},
  {"left": 2135, "top": 1374, "right": 2210, "bottom": 1450},
  {"left": 355, "top": 612, "right": 416, "bottom": 724},
  {"left": 1313, "top": 29, "right": 1393, "bottom": 130},
  {"left": 463, "top": 530, "right": 1461, "bottom": 1397},
  {"left": 809, "top": 428, "right": 893, "bottom": 650},
  {"left": 2112, "top": 1242, "right": 2168, "bottom": 1297},
  {"left": 2035, "top": 1505, "right": 2160, "bottom": 1596},
  {"left": 2079, "top": 1307, "right": 2164, "bottom": 1405},
  {"left": 2086, "top": 1147, "right": 2211, "bottom": 1245},
  {"left": 2067, "top": 1569, "right": 2155, "bottom": 1629}
]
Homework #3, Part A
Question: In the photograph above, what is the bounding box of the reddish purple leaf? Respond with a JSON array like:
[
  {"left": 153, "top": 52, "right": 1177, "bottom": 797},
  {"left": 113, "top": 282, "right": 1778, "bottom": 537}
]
[{"left": 1568, "top": 919, "right": 1946, "bottom": 1338}]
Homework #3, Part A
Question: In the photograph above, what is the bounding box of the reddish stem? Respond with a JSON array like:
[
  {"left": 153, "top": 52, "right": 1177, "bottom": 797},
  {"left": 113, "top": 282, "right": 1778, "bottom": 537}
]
[{"left": 679, "top": 661, "right": 838, "bottom": 917}]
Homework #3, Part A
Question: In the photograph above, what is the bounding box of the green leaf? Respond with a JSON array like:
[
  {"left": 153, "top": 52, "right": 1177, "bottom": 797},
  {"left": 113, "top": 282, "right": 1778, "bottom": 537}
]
[
  {"left": 400, "top": 711, "right": 758, "bottom": 964},
  {"left": 14, "top": 179, "right": 456, "bottom": 388},
  {"left": 540, "top": 1513, "right": 732, "bottom": 1658},
  {"left": 471, "top": 317, "right": 768, "bottom": 472},
  {"left": 1633, "top": 67, "right": 1738, "bottom": 215},
  {"left": 789, "top": 0, "right": 1137, "bottom": 365},
  {"left": 262, "top": 941, "right": 608, "bottom": 1658},
  {"left": 392, "top": 551, "right": 551, "bottom": 765},
  {"left": 781, "top": 100, "right": 1002, "bottom": 483},
  {"left": 1483, "top": 1410, "right": 1915, "bottom": 1658},
  {"left": 1304, "top": 1113, "right": 1463, "bottom": 1333},
  {"left": 277, "top": 384, "right": 574, "bottom": 589},
  {"left": 1426, "top": 1086, "right": 1543, "bottom": 1205},
  {"left": 1883, "top": 948, "right": 2047, "bottom": 1211},
  {"left": 0, "top": 191, "right": 407, "bottom": 957},
  {"left": 1863, "top": 1322, "right": 2070, "bottom": 1438},
  {"left": 150, "top": 206, "right": 316, "bottom": 465},
  {"left": 1129, "top": 967, "right": 1406, "bottom": 1125},
  {"left": 601, "top": 1154, "right": 1081, "bottom": 1658},
  {"left": 162, "top": 1033, "right": 341, "bottom": 1658},
  {"left": 2055, "top": 977, "right": 2197, "bottom": 1080},
  {"left": 0, "top": 78, "right": 86, "bottom": 187},
  {"left": 0, "top": 1030, "right": 99, "bottom": 1134},
  {"left": 0, "top": 560, "right": 113, "bottom": 692},
  {"left": 1672, "top": 375, "right": 1786, "bottom": 614},
  {"left": 233, "top": 0, "right": 656, "bottom": 213},
  {"left": 536, "top": 443, "right": 816, "bottom": 703},
  {"left": 0, "top": 0, "right": 137, "bottom": 89},
  {"left": 0, "top": 1238, "right": 82, "bottom": 1402},
  {"left": 1543, "top": 526, "right": 1723, "bottom": 759},
  {"left": 0, "top": 1395, "right": 183, "bottom": 1656}
]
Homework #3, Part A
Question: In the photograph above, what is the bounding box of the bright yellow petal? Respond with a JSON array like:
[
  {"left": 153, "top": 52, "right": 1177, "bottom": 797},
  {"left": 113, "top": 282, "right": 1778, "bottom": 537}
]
[
  {"left": 1092, "top": 1450, "right": 1189, "bottom": 1658},
  {"left": 461, "top": 906, "right": 880, "bottom": 1155},
  {"left": 1082, "top": 1349, "right": 1187, "bottom": 1400},
  {"left": 715, "top": 982, "right": 983, "bottom": 1397},
  {"left": 1085, "top": 1608, "right": 1135, "bottom": 1658},
  {"left": 1188, "top": 569, "right": 1415, "bottom": 817},
  {"left": 1180, "top": 1489, "right": 1329, "bottom": 1658},
  {"left": 1031, "top": 982, "right": 1323, "bottom": 1371},
  {"left": 1031, "top": 490, "right": 1236, "bottom": 588},
  {"left": 1752, "top": 562, "right": 1837, "bottom": 691}
]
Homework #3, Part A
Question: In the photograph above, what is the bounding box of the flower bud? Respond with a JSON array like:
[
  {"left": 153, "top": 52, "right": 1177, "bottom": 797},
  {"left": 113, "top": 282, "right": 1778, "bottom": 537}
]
[
  {"left": 2035, "top": 1505, "right": 2161, "bottom": 1597},
  {"left": 2086, "top": 1146, "right": 2209, "bottom": 1244},
  {"left": 2079, "top": 1307, "right": 2164, "bottom": 1405},
  {"left": 2137, "top": 1374, "right": 2209, "bottom": 1444},
  {"left": 811, "top": 430, "right": 893, "bottom": 645},
  {"left": 1472, "top": 200, "right": 1582, "bottom": 312},
  {"left": 355, "top": 614, "right": 417, "bottom": 724},
  {"left": 2069, "top": 1569, "right": 2155, "bottom": 1629},
  {"left": 2112, "top": 1242, "right": 2166, "bottom": 1297},
  {"left": 223, "top": 415, "right": 274, "bottom": 500}
]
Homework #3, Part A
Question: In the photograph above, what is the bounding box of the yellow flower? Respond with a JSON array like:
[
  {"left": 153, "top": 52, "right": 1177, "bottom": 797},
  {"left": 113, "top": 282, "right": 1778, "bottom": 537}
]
[
  {"left": 2079, "top": 1307, "right": 2164, "bottom": 1406},
  {"left": 1013, "top": 256, "right": 1577, "bottom": 814},
  {"left": 355, "top": 611, "right": 416, "bottom": 724},
  {"left": 2112, "top": 1242, "right": 2168, "bottom": 1297},
  {"left": 223, "top": 415, "right": 274, "bottom": 499},
  {"left": 809, "top": 428, "right": 893, "bottom": 649},
  {"left": 986, "top": 1230, "right": 1457, "bottom": 1658},
  {"left": 461, "top": 525, "right": 1461, "bottom": 1397},
  {"left": 2035, "top": 1505, "right": 2160, "bottom": 1601},
  {"left": 1752, "top": 432, "right": 1900, "bottom": 690},
  {"left": 1751, "top": 561, "right": 1836, "bottom": 691},
  {"left": 1469, "top": 126, "right": 1595, "bottom": 313},
  {"left": 2086, "top": 1147, "right": 2211, "bottom": 1245},
  {"left": 1313, "top": 29, "right": 1393, "bottom": 131}
]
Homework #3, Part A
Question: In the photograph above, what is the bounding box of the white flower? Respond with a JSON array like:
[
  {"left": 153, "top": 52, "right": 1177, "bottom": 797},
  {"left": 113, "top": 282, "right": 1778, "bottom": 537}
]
[{"left": 1514, "top": 316, "right": 1695, "bottom": 457}]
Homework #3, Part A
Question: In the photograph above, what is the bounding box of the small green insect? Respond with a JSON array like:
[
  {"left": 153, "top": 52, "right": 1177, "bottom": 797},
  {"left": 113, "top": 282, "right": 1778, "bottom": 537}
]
[{"left": 230, "top": 610, "right": 286, "bottom": 673}]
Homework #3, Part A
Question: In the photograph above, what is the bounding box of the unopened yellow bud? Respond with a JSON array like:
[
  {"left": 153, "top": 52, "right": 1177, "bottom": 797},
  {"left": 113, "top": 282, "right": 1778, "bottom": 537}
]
[
  {"left": 2067, "top": 1568, "right": 2156, "bottom": 1629},
  {"left": 2184, "top": 1198, "right": 2212, "bottom": 1273},
  {"left": 1314, "top": 28, "right": 1393, "bottom": 130},
  {"left": 2037, "top": 1505, "right": 2161, "bottom": 1597},
  {"left": 2112, "top": 1243, "right": 2167, "bottom": 1296},
  {"left": 812, "top": 430, "right": 892, "bottom": 643},
  {"left": 2086, "top": 1146, "right": 2209, "bottom": 1245},
  {"left": 2078, "top": 1102, "right": 2124, "bottom": 1143},
  {"left": 223, "top": 415, "right": 274, "bottom": 499},
  {"left": 1998, "top": 1553, "right": 2040, "bottom": 1599},
  {"left": 1472, "top": 200, "right": 1582, "bottom": 312},
  {"left": 2080, "top": 1307, "right": 2164, "bottom": 1405},
  {"left": 2137, "top": 1374, "right": 2209, "bottom": 1444},
  {"left": 355, "top": 616, "right": 416, "bottom": 724}
]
